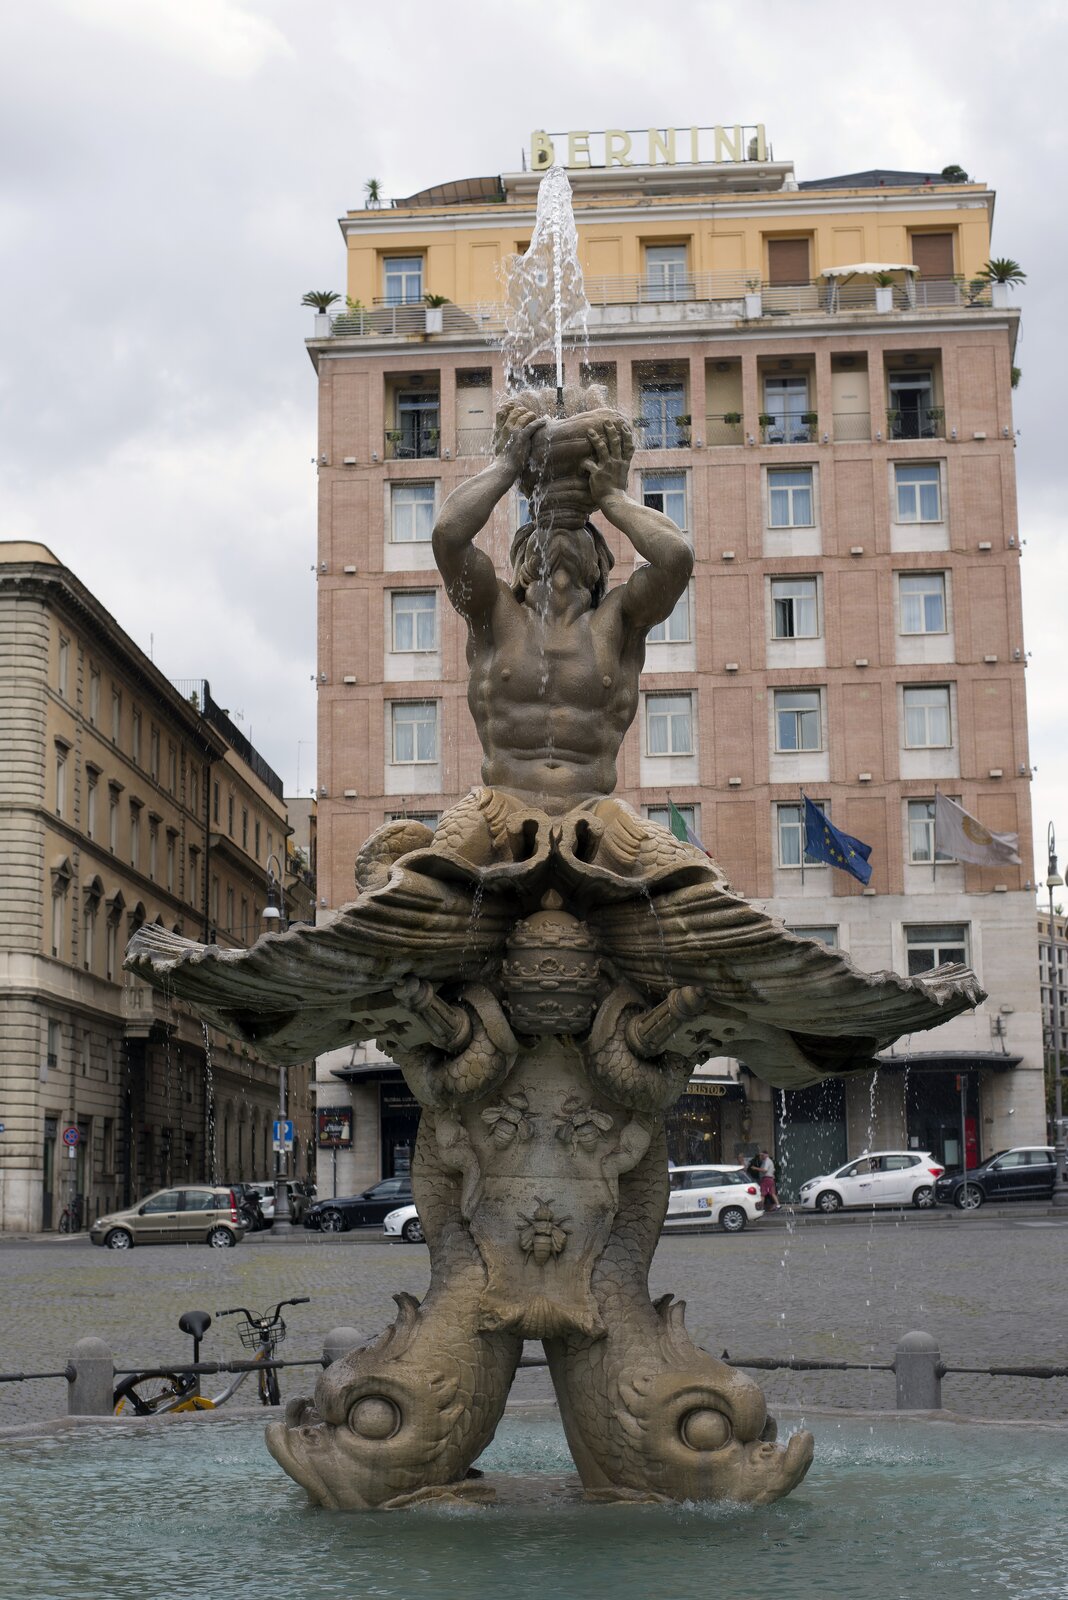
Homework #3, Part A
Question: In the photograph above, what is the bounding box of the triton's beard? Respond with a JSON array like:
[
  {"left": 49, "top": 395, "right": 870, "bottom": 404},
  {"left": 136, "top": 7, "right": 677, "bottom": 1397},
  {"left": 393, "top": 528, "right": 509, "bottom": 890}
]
[{"left": 536, "top": 532, "right": 598, "bottom": 590}]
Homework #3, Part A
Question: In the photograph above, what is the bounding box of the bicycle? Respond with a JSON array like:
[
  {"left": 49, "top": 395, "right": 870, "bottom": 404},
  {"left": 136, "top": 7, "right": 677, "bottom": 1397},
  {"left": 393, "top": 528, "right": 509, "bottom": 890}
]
[
  {"left": 57, "top": 1194, "right": 84, "bottom": 1234},
  {"left": 112, "top": 1297, "right": 310, "bottom": 1415}
]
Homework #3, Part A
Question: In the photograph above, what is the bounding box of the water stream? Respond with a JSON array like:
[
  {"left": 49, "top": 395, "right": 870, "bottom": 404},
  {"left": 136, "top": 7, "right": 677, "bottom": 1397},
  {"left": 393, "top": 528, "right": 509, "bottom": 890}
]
[{"left": 502, "top": 165, "right": 589, "bottom": 394}]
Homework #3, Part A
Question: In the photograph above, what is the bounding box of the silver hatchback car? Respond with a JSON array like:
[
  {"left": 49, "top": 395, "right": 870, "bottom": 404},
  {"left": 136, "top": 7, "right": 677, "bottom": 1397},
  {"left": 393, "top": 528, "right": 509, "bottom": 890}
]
[{"left": 89, "top": 1186, "right": 245, "bottom": 1250}]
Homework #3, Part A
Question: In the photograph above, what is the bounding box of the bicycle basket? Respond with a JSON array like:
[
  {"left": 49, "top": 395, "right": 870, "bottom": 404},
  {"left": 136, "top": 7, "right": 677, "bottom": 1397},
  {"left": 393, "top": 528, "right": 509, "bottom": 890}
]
[{"left": 238, "top": 1317, "right": 286, "bottom": 1351}]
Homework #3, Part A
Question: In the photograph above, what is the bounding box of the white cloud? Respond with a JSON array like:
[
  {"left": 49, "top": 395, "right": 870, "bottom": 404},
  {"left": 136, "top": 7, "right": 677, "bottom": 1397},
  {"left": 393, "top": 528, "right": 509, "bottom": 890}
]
[{"left": 57, "top": 0, "right": 291, "bottom": 76}]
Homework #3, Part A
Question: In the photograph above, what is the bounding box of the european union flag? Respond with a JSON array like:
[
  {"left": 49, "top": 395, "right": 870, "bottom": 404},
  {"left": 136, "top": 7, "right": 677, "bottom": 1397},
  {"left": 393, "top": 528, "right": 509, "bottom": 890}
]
[{"left": 803, "top": 796, "right": 873, "bottom": 885}]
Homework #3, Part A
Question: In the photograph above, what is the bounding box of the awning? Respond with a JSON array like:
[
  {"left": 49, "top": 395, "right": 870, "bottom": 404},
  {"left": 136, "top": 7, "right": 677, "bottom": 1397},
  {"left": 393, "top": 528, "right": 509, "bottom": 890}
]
[
  {"left": 876, "top": 1049, "right": 1021, "bottom": 1074},
  {"left": 820, "top": 262, "right": 918, "bottom": 277}
]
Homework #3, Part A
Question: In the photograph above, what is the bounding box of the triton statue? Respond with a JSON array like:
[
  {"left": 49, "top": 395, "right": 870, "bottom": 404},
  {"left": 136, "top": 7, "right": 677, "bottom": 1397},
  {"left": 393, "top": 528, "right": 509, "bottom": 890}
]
[{"left": 127, "top": 387, "right": 982, "bottom": 1510}]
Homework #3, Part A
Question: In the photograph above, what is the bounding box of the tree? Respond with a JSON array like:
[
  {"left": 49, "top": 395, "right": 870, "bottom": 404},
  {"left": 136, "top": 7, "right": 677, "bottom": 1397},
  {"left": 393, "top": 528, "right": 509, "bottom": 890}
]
[
  {"left": 301, "top": 290, "right": 340, "bottom": 311},
  {"left": 364, "top": 178, "right": 382, "bottom": 208},
  {"left": 978, "top": 258, "right": 1027, "bottom": 286}
]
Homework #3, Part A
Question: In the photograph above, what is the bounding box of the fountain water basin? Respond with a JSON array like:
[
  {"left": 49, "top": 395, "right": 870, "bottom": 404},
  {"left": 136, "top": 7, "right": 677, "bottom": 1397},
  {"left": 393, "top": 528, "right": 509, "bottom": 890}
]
[{"left": 5, "top": 1411, "right": 1065, "bottom": 1600}]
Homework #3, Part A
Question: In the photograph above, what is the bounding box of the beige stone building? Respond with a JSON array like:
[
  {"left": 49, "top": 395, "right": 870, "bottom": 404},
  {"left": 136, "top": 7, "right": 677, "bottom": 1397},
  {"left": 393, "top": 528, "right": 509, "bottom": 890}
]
[
  {"left": 0, "top": 543, "right": 312, "bottom": 1231},
  {"left": 306, "top": 138, "right": 1042, "bottom": 1194}
]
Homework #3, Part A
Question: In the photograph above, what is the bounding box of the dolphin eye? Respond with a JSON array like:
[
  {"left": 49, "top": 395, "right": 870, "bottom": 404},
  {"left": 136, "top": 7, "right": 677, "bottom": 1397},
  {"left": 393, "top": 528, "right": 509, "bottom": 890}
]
[
  {"left": 348, "top": 1396, "right": 401, "bottom": 1440},
  {"left": 680, "top": 1408, "right": 732, "bottom": 1451}
]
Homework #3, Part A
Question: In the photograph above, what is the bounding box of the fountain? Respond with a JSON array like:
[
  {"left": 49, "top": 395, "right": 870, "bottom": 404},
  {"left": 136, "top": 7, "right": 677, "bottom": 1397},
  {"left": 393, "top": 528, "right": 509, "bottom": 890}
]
[{"left": 124, "top": 169, "right": 982, "bottom": 1512}]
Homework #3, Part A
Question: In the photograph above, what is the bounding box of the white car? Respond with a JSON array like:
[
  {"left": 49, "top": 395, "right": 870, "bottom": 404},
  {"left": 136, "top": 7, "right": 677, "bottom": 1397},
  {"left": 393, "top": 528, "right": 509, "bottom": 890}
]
[
  {"left": 799, "top": 1150, "right": 945, "bottom": 1213},
  {"left": 664, "top": 1165, "right": 765, "bottom": 1233},
  {"left": 383, "top": 1203, "right": 426, "bottom": 1243}
]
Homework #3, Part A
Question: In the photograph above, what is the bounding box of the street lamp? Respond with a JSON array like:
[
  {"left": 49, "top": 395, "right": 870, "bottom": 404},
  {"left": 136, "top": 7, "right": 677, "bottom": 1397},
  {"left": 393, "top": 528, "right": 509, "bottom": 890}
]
[
  {"left": 1045, "top": 824, "right": 1067, "bottom": 1207},
  {"left": 263, "top": 852, "right": 291, "bottom": 1226}
]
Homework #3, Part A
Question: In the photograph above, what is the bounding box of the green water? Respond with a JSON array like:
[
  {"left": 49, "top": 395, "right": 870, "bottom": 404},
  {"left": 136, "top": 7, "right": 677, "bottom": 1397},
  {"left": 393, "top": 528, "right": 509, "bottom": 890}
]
[{"left": 3, "top": 1414, "right": 1065, "bottom": 1600}]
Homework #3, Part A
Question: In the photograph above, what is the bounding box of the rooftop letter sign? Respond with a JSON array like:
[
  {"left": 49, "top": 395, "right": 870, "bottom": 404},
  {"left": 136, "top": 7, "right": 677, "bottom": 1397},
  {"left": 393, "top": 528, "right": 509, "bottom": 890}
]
[{"left": 530, "top": 126, "right": 769, "bottom": 170}]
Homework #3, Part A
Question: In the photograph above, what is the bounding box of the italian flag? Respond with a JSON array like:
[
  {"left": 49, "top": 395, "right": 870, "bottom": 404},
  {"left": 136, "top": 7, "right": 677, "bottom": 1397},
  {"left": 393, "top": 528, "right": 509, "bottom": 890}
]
[{"left": 668, "top": 799, "right": 710, "bottom": 855}]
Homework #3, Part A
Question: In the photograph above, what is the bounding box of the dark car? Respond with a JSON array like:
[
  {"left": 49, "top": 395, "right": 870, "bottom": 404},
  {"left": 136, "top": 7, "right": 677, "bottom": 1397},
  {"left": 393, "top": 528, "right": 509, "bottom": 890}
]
[
  {"left": 935, "top": 1146, "right": 1056, "bottom": 1210},
  {"left": 304, "top": 1177, "right": 413, "bottom": 1233}
]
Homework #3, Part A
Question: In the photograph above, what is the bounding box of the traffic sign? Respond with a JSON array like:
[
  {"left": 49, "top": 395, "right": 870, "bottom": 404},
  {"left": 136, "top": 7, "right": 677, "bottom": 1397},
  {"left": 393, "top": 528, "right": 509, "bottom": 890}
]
[
  {"left": 273, "top": 1119, "right": 294, "bottom": 1152},
  {"left": 62, "top": 1125, "right": 80, "bottom": 1147}
]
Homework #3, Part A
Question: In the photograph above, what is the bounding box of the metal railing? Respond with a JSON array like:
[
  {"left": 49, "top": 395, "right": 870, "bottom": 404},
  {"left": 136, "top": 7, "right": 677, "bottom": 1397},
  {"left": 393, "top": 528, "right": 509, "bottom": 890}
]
[
  {"left": 632, "top": 418, "right": 692, "bottom": 451},
  {"left": 759, "top": 416, "right": 818, "bottom": 445},
  {"left": 318, "top": 278, "right": 1002, "bottom": 342},
  {"left": 886, "top": 405, "right": 945, "bottom": 440},
  {"left": 704, "top": 413, "right": 745, "bottom": 447},
  {"left": 833, "top": 411, "right": 871, "bottom": 442},
  {"left": 384, "top": 428, "right": 441, "bottom": 461}
]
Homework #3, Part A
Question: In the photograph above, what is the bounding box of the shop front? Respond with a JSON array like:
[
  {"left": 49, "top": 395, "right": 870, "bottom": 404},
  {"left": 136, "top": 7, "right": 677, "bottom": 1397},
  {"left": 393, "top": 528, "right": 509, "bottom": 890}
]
[{"left": 665, "top": 1077, "right": 747, "bottom": 1167}]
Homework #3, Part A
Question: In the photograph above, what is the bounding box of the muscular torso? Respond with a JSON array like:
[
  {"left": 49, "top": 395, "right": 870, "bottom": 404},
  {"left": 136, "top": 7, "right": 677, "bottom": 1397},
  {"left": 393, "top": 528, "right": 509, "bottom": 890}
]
[{"left": 467, "top": 584, "right": 644, "bottom": 811}]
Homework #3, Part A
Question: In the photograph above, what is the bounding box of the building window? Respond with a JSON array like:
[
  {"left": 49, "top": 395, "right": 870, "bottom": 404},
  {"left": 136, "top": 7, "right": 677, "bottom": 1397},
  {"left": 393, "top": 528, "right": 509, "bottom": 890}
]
[
  {"left": 148, "top": 820, "right": 158, "bottom": 882},
  {"left": 895, "top": 463, "right": 942, "bottom": 522},
  {"left": 899, "top": 573, "right": 946, "bottom": 634},
  {"left": 646, "top": 694, "right": 693, "bottom": 756},
  {"left": 645, "top": 803, "right": 697, "bottom": 833},
  {"left": 905, "top": 922, "right": 968, "bottom": 976},
  {"left": 166, "top": 832, "right": 176, "bottom": 893},
  {"left": 647, "top": 589, "right": 690, "bottom": 644},
  {"left": 903, "top": 685, "right": 951, "bottom": 748},
  {"left": 57, "top": 635, "right": 69, "bottom": 698},
  {"left": 47, "top": 1018, "right": 61, "bottom": 1072},
  {"left": 637, "top": 383, "right": 686, "bottom": 450},
  {"left": 516, "top": 490, "right": 531, "bottom": 529},
  {"left": 391, "top": 700, "right": 439, "bottom": 764},
  {"left": 51, "top": 890, "right": 65, "bottom": 960},
  {"left": 108, "top": 786, "right": 119, "bottom": 853},
  {"left": 212, "top": 780, "right": 220, "bottom": 823},
  {"left": 387, "top": 810, "right": 441, "bottom": 826},
  {"left": 211, "top": 875, "right": 219, "bottom": 925},
  {"left": 86, "top": 771, "right": 98, "bottom": 840},
  {"left": 771, "top": 576, "right": 819, "bottom": 638},
  {"left": 888, "top": 371, "right": 938, "bottom": 440},
  {"left": 89, "top": 668, "right": 100, "bottom": 726},
  {"left": 103, "top": 1117, "right": 115, "bottom": 1172},
  {"left": 907, "top": 799, "right": 955, "bottom": 863},
  {"left": 254, "top": 819, "right": 261, "bottom": 859},
  {"left": 168, "top": 744, "right": 177, "bottom": 793},
  {"left": 641, "top": 472, "right": 687, "bottom": 530},
  {"left": 762, "top": 376, "right": 811, "bottom": 442},
  {"left": 189, "top": 846, "right": 200, "bottom": 909},
  {"left": 241, "top": 807, "right": 249, "bottom": 850},
  {"left": 150, "top": 726, "right": 160, "bottom": 782},
  {"left": 768, "top": 468, "right": 814, "bottom": 528},
  {"left": 227, "top": 793, "right": 234, "bottom": 836},
  {"left": 390, "top": 483, "right": 436, "bottom": 543},
  {"left": 241, "top": 896, "right": 249, "bottom": 941},
  {"left": 190, "top": 766, "right": 199, "bottom": 816},
  {"left": 55, "top": 746, "right": 67, "bottom": 817},
  {"left": 226, "top": 886, "right": 234, "bottom": 934},
  {"left": 111, "top": 687, "right": 121, "bottom": 745},
  {"left": 777, "top": 802, "right": 827, "bottom": 868},
  {"left": 383, "top": 255, "right": 423, "bottom": 305},
  {"left": 130, "top": 804, "right": 141, "bottom": 870},
  {"left": 131, "top": 708, "right": 142, "bottom": 767},
  {"left": 83, "top": 900, "right": 96, "bottom": 971},
  {"left": 644, "top": 244, "right": 689, "bottom": 301},
  {"left": 774, "top": 689, "right": 822, "bottom": 751},
  {"left": 105, "top": 920, "right": 117, "bottom": 982},
  {"left": 391, "top": 590, "right": 438, "bottom": 652},
  {"left": 787, "top": 924, "right": 839, "bottom": 948}
]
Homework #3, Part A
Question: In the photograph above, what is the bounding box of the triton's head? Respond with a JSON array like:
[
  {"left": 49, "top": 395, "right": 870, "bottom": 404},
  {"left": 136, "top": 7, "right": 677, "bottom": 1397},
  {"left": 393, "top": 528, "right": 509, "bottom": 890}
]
[{"left": 509, "top": 520, "right": 614, "bottom": 608}]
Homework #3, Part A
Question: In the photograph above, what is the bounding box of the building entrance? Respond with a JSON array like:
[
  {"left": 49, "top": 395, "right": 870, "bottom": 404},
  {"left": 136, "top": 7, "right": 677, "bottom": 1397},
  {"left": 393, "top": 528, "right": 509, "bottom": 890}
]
[{"left": 380, "top": 1081, "right": 420, "bottom": 1178}]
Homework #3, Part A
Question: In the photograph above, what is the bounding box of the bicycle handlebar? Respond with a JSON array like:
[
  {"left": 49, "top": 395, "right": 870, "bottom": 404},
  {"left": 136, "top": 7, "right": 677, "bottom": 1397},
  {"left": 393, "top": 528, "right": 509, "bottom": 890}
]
[{"left": 216, "top": 1296, "right": 310, "bottom": 1324}]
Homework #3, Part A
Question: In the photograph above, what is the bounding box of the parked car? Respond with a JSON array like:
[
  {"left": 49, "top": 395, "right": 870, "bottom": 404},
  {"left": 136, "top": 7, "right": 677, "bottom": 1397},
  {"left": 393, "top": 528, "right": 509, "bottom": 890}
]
[
  {"left": 246, "top": 1180, "right": 316, "bottom": 1225},
  {"left": 935, "top": 1147, "right": 1057, "bottom": 1210},
  {"left": 664, "top": 1165, "right": 765, "bottom": 1232},
  {"left": 89, "top": 1186, "right": 245, "bottom": 1250},
  {"left": 383, "top": 1203, "right": 425, "bottom": 1243},
  {"left": 799, "top": 1151, "right": 944, "bottom": 1213},
  {"left": 304, "top": 1176, "right": 413, "bottom": 1233}
]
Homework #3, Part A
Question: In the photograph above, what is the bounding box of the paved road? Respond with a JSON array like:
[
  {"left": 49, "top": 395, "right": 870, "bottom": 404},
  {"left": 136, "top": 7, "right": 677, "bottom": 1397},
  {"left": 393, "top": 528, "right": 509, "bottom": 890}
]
[{"left": 1, "top": 1211, "right": 1065, "bottom": 1428}]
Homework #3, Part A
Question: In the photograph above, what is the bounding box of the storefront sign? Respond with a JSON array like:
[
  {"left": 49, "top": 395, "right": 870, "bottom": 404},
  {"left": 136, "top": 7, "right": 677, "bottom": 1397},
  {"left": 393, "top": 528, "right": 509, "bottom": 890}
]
[
  {"left": 317, "top": 1107, "right": 353, "bottom": 1148},
  {"left": 531, "top": 126, "right": 768, "bottom": 172},
  {"left": 686, "top": 1082, "right": 731, "bottom": 1097}
]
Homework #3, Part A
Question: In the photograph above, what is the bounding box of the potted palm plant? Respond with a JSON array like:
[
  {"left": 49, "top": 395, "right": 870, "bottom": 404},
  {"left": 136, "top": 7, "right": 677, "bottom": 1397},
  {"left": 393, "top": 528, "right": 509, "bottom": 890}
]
[
  {"left": 302, "top": 290, "right": 340, "bottom": 336},
  {"left": 744, "top": 278, "right": 763, "bottom": 319},
  {"left": 423, "top": 293, "right": 449, "bottom": 334},
  {"left": 873, "top": 271, "right": 894, "bottom": 313},
  {"left": 978, "top": 258, "right": 1026, "bottom": 308},
  {"left": 675, "top": 413, "right": 692, "bottom": 445}
]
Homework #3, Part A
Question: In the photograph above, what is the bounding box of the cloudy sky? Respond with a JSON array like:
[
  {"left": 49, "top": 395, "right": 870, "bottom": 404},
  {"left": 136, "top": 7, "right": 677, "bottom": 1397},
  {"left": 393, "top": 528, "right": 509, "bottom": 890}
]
[{"left": 2, "top": 0, "right": 1066, "bottom": 884}]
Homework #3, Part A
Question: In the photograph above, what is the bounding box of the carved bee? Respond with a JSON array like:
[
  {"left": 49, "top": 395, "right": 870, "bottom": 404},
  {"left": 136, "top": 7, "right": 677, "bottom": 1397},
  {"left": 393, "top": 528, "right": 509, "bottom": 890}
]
[{"left": 516, "top": 1197, "right": 570, "bottom": 1264}]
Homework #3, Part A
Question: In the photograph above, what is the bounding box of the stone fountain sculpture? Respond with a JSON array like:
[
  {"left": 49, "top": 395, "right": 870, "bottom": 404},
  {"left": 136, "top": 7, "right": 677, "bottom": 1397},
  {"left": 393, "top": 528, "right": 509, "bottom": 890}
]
[{"left": 126, "top": 389, "right": 982, "bottom": 1511}]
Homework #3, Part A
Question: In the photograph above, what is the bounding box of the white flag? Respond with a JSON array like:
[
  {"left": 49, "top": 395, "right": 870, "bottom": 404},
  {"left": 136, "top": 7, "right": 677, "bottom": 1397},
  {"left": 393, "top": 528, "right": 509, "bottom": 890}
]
[{"left": 934, "top": 793, "right": 1021, "bottom": 867}]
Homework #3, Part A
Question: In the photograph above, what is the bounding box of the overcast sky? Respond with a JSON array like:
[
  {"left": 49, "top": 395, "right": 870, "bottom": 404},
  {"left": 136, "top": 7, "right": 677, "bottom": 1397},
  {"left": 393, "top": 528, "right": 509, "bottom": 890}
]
[{"left": 2, "top": 0, "right": 1066, "bottom": 886}]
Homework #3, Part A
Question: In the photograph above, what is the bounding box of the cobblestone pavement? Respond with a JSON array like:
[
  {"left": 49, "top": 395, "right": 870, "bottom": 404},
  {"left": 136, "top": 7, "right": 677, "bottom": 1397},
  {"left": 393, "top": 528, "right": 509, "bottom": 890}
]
[{"left": 1, "top": 1211, "right": 1065, "bottom": 1428}]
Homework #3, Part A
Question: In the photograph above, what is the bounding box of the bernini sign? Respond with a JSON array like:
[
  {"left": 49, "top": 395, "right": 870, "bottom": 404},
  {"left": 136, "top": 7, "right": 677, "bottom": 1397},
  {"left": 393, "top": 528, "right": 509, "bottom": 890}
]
[{"left": 531, "top": 126, "right": 769, "bottom": 170}]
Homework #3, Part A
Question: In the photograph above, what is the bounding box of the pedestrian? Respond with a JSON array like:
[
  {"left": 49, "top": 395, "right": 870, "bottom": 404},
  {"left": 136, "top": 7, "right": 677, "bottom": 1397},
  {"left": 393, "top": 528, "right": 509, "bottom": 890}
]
[{"left": 758, "top": 1148, "right": 780, "bottom": 1211}]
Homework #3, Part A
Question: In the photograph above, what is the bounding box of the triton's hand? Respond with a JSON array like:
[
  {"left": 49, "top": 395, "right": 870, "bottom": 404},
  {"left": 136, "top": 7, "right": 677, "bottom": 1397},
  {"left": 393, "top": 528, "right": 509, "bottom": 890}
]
[
  {"left": 582, "top": 418, "right": 633, "bottom": 507},
  {"left": 493, "top": 403, "right": 546, "bottom": 480}
]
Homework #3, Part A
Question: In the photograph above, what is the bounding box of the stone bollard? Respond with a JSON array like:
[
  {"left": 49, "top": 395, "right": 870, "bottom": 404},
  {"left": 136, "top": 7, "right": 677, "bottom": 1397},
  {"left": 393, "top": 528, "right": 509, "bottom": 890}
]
[
  {"left": 68, "top": 1337, "right": 115, "bottom": 1416},
  {"left": 323, "top": 1327, "right": 363, "bottom": 1367},
  {"left": 894, "top": 1331, "right": 943, "bottom": 1410}
]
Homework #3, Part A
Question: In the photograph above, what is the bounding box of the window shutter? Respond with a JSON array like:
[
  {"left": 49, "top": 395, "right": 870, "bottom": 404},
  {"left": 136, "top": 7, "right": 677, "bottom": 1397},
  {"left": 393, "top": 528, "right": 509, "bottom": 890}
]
[
  {"left": 767, "top": 238, "right": 811, "bottom": 285},
  {"left": 910, "top": 232, "right": 955, "bottom": 277}
]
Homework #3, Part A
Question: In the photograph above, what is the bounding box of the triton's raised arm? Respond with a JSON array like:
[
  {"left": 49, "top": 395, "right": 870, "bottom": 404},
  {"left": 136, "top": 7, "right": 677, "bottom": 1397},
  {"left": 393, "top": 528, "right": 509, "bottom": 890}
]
[
  {"left": 432, "top": 404, "right": 545, "bottom": 625},
  {"left": 582, "top": 420, "right": 693, "bottom": 629}
]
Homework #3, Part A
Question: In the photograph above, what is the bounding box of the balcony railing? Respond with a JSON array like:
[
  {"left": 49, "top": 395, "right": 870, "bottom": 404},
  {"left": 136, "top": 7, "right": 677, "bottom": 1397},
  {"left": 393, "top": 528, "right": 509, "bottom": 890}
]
[
  {"left": 384, "top": 427, "right": 441, "bottom": 461},
  {"left": 833, "top": 411, "right": 871, "bottom": 442},
  {"left": 705, "top": 413, "right": 745, "bottom": 447},
  {"left": 759, "top": 415, "right": 818, "bottom": 445},
  {"left": 317, "top": 277, "right": 1003, "bottom": 342},
  {"left": 886, "top": 406, "right": 945, "bottom": 441},
  {"left": 632, "top": 418, "right": 692, "bottom": 450}
]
